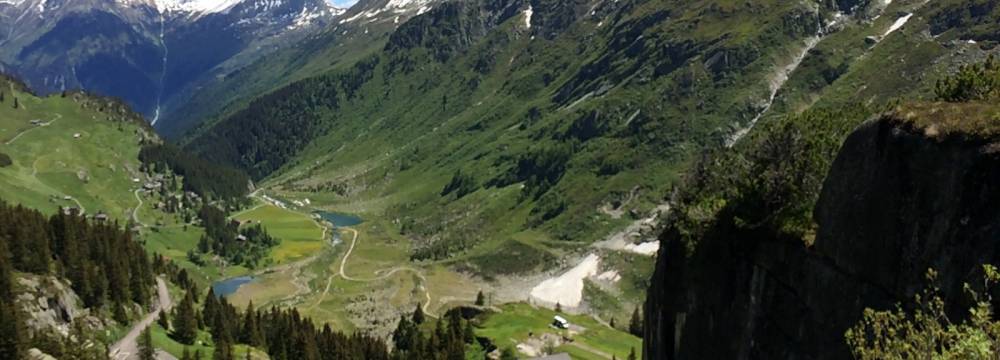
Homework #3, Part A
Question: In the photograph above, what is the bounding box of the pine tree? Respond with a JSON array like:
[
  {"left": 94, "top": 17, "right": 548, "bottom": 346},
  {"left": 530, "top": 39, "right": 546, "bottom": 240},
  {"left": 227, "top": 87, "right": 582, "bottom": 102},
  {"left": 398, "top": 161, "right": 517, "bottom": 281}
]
[
  {"left": 213, "top": 336, "right": 233, "bottom": 360},
  {"left": 629, "top": 307, "right": 643, "bottom": 337},
  {"left": 139, "top": 327, "right": 156, "bottom": 360},
  {"left": 463, "top": 320, "right": 475, "bottom": 344},
  {"left": 11, "top": 97, "right": 17, "bottom": 109},
  {"left": 392, "top": 316, "right": 415, "bottom": 352},
  {"left": 114, "top": 304, "right": 130, "bottom": 323},
  {"left": 412, "top": 304, "right": 425, "bottom": 325},
  {"left": 555, "top": 302, "right": 562, "bottom": 313},
  {"left": 158, "top": 309, "right": 171, "bottom": 330},
  {"left": 627, "top": 347, "right": 637, "bottom": 360},
  {"left": 0, "top": 241, "right": 24, "bottom": 360},
  {"left": 240, "top": 300, "right": 264, "bottom": 347},
  {"left": 475, "top": 290, "right": 485, "bottom": 306},
  {"left": 173, "top": 291, "right": 199, "bottom": 345}
]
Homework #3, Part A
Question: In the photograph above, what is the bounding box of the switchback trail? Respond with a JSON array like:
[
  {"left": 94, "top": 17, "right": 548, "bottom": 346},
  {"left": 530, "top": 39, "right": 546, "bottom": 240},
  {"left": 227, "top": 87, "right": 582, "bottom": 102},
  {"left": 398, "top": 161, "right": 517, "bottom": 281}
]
[{"left": 318, "top": 226, "right": 435, "bottom": 317}]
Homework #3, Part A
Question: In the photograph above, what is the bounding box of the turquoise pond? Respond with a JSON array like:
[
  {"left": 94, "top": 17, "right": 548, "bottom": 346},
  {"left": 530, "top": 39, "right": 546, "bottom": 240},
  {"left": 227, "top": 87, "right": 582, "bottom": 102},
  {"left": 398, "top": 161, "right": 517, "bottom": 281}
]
[
  {"left": 314, "top": 211, "right": 363, "bottom": 227},
  {"left": 212, "top": 276, "right": 254, "bottom": 297}
]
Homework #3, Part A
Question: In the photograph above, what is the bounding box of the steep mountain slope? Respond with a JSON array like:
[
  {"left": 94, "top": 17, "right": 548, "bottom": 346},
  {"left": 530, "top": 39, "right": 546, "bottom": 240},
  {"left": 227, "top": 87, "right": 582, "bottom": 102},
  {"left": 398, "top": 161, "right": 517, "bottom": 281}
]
[
  {"left": 642, "top": 1, "right": 1000, "bottom": 357},
  {"left": 185, "top": 0, "right": 894, "bottom": 313},
  {"left": 157, "top": 0, "right": 442, "bottom": 138},
  {"left": 644, "top": 102, "right": 1000, "bottom": 359},
  {"left": 0, "top": 0, "right": 342, "bottom": 123}
]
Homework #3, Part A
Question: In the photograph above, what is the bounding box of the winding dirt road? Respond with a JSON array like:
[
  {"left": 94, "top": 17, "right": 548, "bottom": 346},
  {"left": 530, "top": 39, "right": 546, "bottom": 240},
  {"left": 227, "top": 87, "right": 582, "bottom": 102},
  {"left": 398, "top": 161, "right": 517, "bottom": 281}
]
[
  {"left": 241, "top": 191, "right": 434, "bottom": 316},
  {"left": 109, "top": 277, "right": 172, "bottom": 360},
  {"left": 321, "top": 226, "right": 435, "bottom": 316}
]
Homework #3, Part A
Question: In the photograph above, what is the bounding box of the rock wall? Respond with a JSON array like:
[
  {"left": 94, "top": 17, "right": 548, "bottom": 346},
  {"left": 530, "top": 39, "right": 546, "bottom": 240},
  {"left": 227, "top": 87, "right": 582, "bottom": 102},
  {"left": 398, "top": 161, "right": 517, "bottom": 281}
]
[
  {"left": 15, "top": 274, "right": 103, "bottom": 338},
  {"left": 645, "top": 115, "right": 1000, "bottom": 359}
]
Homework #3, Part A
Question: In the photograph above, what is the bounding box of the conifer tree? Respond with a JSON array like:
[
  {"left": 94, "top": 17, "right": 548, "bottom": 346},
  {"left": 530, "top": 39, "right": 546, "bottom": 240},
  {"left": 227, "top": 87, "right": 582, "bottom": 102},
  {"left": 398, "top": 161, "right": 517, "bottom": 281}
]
[
  {"left": 555, "top": 302, "right": 562, "bottom": 313},
  {"left": 627, "top": 347, "right": 637, "bottom": 360},
  {"left": 393, "top": 316, "right": 415, "bottom": 352},
  {"left": 0, "top": 241, "right": 24, "bottom": 360},
  {"left": 159, "top": 310, "right": 171, "bottom": 330},
  {"left": 475, "top": 290, "right": 485, "bottom": 306},
  {"left": 412, "top": 304, "right": 425, "bottom": 325},
  {"left": 173, "top": 291, "right": 199, "bottom": 345},
  {"left": 139, "top": 327, "right": 156, "bottom": 360},
  {"left": 12, "top": 97, "right": 17, "bottom": 109},
  {"left": 240, "top": 301, "right": 264, "bottom": 347},
  {"left": 629, "top": 307, "right": 643, "bottom": 337},
  {"left": 213, "top": 335, "right": 233, "bottom": 360},
  {"left": 463, "top": 320, "right": 475, "bottom": 344}
]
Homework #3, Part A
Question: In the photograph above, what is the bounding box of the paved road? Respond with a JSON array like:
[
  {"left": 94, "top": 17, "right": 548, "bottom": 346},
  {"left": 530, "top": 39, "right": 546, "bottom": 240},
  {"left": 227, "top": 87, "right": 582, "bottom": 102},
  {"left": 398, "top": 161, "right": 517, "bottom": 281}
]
[{"left": 109, "top": 277, "right": 172, "bottom": 360}]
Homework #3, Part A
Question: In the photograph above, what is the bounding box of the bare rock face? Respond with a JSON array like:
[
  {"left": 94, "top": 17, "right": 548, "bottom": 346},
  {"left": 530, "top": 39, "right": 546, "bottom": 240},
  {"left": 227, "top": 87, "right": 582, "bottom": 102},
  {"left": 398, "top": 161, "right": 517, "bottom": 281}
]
[
  {"left": 27, "top": 348, "right": 58, "bottom": 360},
  {"left": 15, "top": 274, "right": 103, "bottom": 338},
  {"left": 644, "top": 110, "right": 1000, "bottom": 359}
]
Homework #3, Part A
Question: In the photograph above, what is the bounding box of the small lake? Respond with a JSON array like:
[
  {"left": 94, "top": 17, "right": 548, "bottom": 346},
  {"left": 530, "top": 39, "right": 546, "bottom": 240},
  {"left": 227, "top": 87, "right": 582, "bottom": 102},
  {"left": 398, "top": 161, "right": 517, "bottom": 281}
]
[
  {"left": 212, "top": 276, "right": 254, "bottom": 297},
  {"left": 315, "top": 211, "right": 363, "bottom": 227}
]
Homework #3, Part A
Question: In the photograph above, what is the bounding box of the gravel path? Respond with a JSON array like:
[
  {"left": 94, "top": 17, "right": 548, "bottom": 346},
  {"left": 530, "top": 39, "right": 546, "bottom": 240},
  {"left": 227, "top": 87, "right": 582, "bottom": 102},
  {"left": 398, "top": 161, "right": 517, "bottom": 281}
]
[{"left": 109, "top": 277, "right": 172, "bottom": 360}]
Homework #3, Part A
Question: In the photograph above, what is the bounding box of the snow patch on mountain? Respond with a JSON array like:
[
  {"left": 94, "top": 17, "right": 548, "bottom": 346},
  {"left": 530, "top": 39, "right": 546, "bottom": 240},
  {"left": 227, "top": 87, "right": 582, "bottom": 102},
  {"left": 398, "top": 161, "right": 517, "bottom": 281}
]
[
  {"left": 883, "top": 12, "right": 912, "bottom": 37},
  {"left": 152, "top": 0, "right": 243, "bottom": 14},
  {"left": 287, "top": 5, "right": 339, "bottom": 29},
  {"left": 523, "top": 5, "right": 531, "bottom": 28},
  {"left": 339, "top": 0, "right": 432, "bottom": 24},
  {"left": 385, "top": 0, "right": 429, "bottom": 9}
]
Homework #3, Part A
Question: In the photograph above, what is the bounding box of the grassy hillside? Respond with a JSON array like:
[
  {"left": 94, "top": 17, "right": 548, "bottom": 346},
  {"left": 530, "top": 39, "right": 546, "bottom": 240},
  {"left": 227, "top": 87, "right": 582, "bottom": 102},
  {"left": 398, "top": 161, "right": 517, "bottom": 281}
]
[
  {"left": 0, "top": 76, "right": 154, "bottom": 218},
  {"left": 187, "top": 1, "right": 916, "bottom": 326},
  {"left": 188, "top": 0, "right": 849, "bottom": 275},
  {"left": 0, "top": 75, "right": 262, "bottom": 287}
]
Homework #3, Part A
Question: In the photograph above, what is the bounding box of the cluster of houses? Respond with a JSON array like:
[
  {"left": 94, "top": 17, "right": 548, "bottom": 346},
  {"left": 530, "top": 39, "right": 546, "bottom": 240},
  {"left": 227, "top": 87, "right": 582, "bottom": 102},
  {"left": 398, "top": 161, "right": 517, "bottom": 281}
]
[
  {"left": 260, "top": 194, "right": 288, "bottom": 209},
  {"left": 260, "top": 194, "right": 313, "bottom": 210},
  {"left": 141, "top": 173, "right": 166, "bottom": 191}
]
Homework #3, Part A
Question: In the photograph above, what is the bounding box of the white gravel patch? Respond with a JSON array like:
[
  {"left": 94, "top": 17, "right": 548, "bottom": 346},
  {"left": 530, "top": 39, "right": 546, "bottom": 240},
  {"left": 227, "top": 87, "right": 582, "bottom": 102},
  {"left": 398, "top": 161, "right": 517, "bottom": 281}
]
[
  {"left": 530, "top": 254, "right": 601, "bottom": 308},
  {"left": 624, "top": 241, "right": 660, "bottom": 256},
  {"left": 596, "top": 270, "right": 621, "bottom": 282}
]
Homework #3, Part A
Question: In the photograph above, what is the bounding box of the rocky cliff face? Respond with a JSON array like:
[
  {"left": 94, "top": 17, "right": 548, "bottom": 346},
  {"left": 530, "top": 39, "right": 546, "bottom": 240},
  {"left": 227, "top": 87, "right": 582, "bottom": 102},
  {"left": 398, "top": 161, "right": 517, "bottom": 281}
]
[
  {"left": 645, "top": 104, "right": 1000, "bottom": 359},
  {"left": 15, "top": 274, "right": 104, "bottom": 338}
]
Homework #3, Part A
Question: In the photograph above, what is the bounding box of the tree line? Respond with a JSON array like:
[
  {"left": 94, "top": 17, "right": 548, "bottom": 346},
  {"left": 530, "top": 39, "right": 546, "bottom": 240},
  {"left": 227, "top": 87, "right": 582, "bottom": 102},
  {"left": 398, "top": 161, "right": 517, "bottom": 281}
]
[
  {"left": 391, "top": 305, "right": 478, "bottom": 360},
  {"left": 162, "top": 287, "right": 390, "bottom": 360},
  {"left": 190, "top": 205, "right": 278, "bottom": 269},
  {"left": 139, "top": 143, "right": 252, "bottom": 205},
  {"left": 0, "top": 199, "right": 158, "bottom": 358}
]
